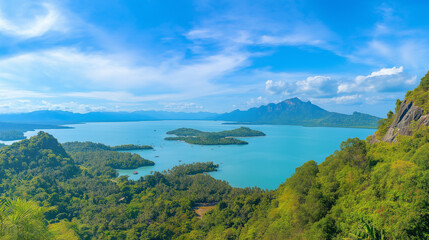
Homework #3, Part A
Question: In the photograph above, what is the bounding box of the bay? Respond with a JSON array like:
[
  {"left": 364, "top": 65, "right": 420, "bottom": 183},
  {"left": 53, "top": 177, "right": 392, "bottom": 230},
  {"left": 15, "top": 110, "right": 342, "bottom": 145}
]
[{"left": 25, "top": 120, "right": 374, "bottom": 189}]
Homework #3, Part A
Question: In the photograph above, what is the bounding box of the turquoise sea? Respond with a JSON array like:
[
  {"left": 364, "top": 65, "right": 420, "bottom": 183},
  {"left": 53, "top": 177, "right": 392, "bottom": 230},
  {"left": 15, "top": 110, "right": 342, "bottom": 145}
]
[{"left": 25, "top": 120, "right": 374, "bottom": 190}]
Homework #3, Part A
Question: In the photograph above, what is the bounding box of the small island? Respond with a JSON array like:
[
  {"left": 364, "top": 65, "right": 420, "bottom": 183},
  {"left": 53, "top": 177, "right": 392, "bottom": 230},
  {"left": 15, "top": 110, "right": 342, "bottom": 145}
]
[
  {"left": 165, "top": 127, "right": 265, "bottom": 145},
  {"left": 62, "top": 141, "right": 154, "bottom": 169},
  {"left": 110, "top": 144, "right": 153, "bottom": 151}
]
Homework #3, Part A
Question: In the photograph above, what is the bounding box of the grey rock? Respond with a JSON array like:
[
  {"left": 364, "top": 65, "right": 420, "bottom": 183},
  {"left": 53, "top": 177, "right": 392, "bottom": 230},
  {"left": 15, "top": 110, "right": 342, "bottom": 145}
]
[{"left": 373, "top": 100, "right": 429, "bottom": 143}]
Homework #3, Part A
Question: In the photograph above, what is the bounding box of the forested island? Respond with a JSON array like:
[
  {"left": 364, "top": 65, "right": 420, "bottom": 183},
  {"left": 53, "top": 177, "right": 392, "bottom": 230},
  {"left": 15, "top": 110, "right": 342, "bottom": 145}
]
[
  {"left": 110, "top": 144, "right": 153, "bottom": 151},
  {"left": 165, "top": 126, "right": 265, "bottom": 145},
  {"left": 0, "top": 73, "right": 428, "bottom": 239},
  {"left": 62, "top": 141, "right": 154, "bottom": 169}
]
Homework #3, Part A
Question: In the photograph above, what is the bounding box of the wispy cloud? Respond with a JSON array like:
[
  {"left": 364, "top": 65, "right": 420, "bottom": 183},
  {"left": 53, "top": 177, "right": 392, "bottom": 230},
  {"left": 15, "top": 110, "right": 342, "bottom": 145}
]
[
  {"left": 163, "top": 102, "right": 204, "bottom": 111},
  {"left": 0, "top": 2, "right": 66, "bottom": 38},
  {"left": 0, "top": 99, "right": 106, "bottom": 113},
  {"left": 0, "top": 47, "right": 249, "bottom": 101}
]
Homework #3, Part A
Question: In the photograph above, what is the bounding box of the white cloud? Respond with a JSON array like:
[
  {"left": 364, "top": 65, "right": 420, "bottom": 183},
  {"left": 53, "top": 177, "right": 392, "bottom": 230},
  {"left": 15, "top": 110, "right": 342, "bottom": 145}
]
[
  {"left": 295, "top": 75, "right": 336, "bottom": 97},
  {"left": 337, "top": 66, "right": 416, "bottom": 93},
  {"left": 259, "top": 34, "right": 323, "bottom": 46},
  {"left": 0, "top": 99, "right": 105, "bottom": 113},
  {"left": 367, "top": 66, "right": 403, "bottom": 77},
  {"left": 257, "top": 22, "right": 332, "bottom": 47},
  {"left": 0, "top": 2, "right": 65, "bottom": 38},
  {"left": 0, "top": 47, "right": 249, "bottom": 101},
  {"left": 65, "top": 91, "right": 190, "bottom": 103},
  {"left": 265, "top": 80, "right": 288, "bottom": 95},
  {"left": 0, "top": 87, "right": 50, "bottom": 99},
  {"left": 311, "top": 95, "right": 362, "bottom": 104}
]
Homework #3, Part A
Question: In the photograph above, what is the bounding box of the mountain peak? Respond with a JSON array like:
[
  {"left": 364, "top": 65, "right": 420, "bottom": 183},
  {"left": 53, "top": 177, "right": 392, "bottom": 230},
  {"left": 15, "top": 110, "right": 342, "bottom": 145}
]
[
  {"left": 218, "top": 98, "right": 380, "bottom": 128},
  {"left": 283, "top": 97, "right": 303, "bottom": 103}
]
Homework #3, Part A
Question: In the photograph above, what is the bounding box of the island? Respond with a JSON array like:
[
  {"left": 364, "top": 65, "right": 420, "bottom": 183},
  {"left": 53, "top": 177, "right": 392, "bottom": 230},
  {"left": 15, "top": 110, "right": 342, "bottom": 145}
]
[
  {"left": 164, "top": 127, "right": 265, "bottom": 145},
  {"left": 62, "top": 141, "right": 154, "bottom": 169},
  {"left": 110, "top": 144, "right": 153, "bottom": 151}
]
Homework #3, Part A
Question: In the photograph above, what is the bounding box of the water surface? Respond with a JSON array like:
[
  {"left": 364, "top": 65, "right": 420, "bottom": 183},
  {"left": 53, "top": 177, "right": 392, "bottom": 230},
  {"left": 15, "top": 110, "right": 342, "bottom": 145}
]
[{"left": 26, "top": 120, "right": 374, "bottom": 189}]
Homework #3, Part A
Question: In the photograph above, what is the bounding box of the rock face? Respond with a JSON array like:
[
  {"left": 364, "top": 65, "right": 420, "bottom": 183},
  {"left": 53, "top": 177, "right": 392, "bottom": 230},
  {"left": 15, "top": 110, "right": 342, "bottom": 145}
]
[{"left": 374, "top": 100, "right": 429, "bottom": 143}]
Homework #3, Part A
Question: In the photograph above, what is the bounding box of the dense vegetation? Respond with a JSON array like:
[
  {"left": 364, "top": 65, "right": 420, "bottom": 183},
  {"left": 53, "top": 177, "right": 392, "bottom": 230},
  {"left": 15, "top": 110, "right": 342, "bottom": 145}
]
[
  {"left": 110, "top": 144, "right": 153, "bottom": 151},
  {"left": 406, "top": 71, "right": 429, "bottom": 113},
  {"left": 62, "top": 141, "right": 153, "bottom": 152},
  {"left": 165, "top": 127, "right": 265, "bottom": 145},
  {"left": 62, "top": 141, "right": 154, "bottom": 169},
  {"left": 218, "top": 97, "right": 381, "bottom": 128},
  {"left": 0, "top": 130, "right": 25, "bottom": 141}
]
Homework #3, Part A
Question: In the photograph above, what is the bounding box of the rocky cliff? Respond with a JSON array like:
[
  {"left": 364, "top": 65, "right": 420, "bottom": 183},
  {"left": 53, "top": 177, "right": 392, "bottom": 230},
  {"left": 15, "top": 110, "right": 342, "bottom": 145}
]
[{"left": 371, "top": 99, "right": 429, "bottom": 143}]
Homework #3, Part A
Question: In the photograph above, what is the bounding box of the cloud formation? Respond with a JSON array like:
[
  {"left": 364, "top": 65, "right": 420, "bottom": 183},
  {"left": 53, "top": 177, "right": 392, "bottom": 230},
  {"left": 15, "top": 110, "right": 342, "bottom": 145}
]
[
  {"left": 338, "top": 66, "right": 416, "bottom": 93},
  {"left": 295, "top": 75, "right": 337, "bottom": 97},
  {"left": 0, "top": 47, "right": 248, "bottom": 99},
  {"left": 265, "top": 80, "right": 288, "bottom": 95},
  {"left": 0, "top": 2, "right": 65, "bottom": 38}
]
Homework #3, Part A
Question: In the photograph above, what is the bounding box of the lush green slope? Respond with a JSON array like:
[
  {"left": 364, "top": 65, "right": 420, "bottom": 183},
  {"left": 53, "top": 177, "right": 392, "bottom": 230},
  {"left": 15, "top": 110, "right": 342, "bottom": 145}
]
[
  {"left": 231, "top": 72, "right": 429, "bottom": 239},
  {"left": 406, "top": 71, "right": 429, "bottom": 113},
  {"left": 165, "top": 127, "right": 265, "bottom": 145},
  {"left": 218, "top": 97, "right": 381, "bottom": 128}
]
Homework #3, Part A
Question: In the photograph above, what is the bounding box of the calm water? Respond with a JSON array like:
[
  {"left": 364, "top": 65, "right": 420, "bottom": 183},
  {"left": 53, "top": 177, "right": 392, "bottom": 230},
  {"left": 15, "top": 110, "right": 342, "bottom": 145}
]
[{"left": 25, "top": 121, "right": 374, "bottom": 189}]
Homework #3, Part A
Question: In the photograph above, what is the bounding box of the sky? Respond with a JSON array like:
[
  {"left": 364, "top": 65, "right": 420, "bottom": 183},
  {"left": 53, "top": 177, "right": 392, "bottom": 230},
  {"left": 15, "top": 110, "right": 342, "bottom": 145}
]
[{"left": 0, "top": 0, "right": 428, "bottom": 117}]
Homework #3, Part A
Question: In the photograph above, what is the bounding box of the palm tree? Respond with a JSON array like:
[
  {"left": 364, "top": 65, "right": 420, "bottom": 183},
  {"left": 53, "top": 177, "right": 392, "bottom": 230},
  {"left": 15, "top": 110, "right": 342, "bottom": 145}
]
[{"left": 0, "top": 198, "right": 52, "bottom": 240}]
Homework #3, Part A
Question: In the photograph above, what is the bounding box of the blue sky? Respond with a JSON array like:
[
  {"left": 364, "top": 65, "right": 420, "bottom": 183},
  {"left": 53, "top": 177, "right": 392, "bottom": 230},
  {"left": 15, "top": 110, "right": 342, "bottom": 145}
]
[{"left": 0, "top": 0, "right": 428, "bottom": 117}]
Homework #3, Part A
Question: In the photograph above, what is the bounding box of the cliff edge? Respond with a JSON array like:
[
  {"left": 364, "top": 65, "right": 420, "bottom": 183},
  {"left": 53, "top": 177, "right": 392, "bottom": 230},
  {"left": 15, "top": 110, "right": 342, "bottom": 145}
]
[{"left": 370, "top": 71, "right": 429, "bottom": 143}]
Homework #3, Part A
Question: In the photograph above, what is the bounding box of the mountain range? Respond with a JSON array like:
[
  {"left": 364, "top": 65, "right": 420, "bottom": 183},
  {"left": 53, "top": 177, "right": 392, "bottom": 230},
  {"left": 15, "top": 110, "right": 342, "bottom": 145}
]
[{"left": 0, "top": 98, "right": 381, "bottom": 141}]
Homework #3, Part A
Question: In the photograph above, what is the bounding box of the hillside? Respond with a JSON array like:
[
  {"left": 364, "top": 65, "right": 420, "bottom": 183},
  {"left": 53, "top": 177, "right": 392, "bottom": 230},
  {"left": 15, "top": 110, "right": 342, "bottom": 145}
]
[
  {"left": 235, "top": 72, "right": 429, "bottom": 239},
  {"left": 217, "top": 97, "right": 381, "bottom": 128}
]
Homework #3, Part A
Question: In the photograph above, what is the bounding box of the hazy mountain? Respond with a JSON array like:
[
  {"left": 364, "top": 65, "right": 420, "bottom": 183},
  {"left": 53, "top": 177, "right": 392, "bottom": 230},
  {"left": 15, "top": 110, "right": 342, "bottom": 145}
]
[
  {"left": 0, "top": 99, "right": 380, "bottom": 135},
  {"left": 217, "top": 97, "right": 381, "bottom": 128},
  {"left": 0, "top": 110, "right": 219, "bottom": 125}
]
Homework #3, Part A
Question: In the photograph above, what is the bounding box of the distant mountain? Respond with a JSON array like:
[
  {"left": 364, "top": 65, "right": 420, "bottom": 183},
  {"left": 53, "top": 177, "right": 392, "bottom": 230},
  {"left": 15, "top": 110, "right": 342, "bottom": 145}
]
[
  {"left": 217, "top": 97, "right": 381, "bottom": 128},
  {"left": 0, "top": 110, "right": 220, "bottom": 125}
]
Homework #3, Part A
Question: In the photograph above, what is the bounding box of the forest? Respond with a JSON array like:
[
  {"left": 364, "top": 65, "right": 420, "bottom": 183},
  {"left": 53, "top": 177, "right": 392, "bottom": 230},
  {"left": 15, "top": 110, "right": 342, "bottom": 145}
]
[
  {"left": 165, "top": 127, "right": 265, "bottom": 145},
  {"left": 0, "top": 73, "right": 428, "bottom": 239}
]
